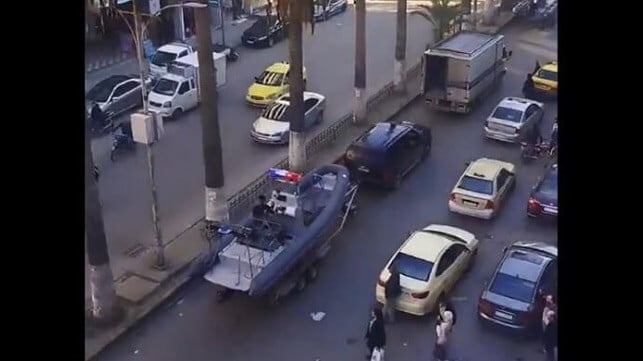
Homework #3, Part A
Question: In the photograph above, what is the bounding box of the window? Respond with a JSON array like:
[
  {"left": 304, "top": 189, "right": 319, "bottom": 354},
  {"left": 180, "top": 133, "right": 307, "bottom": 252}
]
[
  {"left": 489, "top": 273, "right": 537, "bottom": 304},
  {"left": 390, "top": 253, "right": 434, "bottom": 282},
  {"left": 538, "top": 167, "right": 558, "bottom": 197},
  {"left": 539, "top": 261, "right": 558, "bottom": 295},
  {"left": 178, "top": 81, "right": 190, "bottom": 94},
  {"left": 491, "top": 106, "right": 523, "bottom": 123},
  {"left": 178, "top": 50, "right": 188, "bottom": 58},
  {"left": 304, "top": 98, "right": 318, "bottom": 112},
  {"left": 436, "top": 248, "right": 457, "bottom": 276},
  {"left": 112, "top": 81, "right": 137, "bottom": 97},
  {"left": 525, "top": 105, "right": 540, "bottom": 119},
  {"left": 152, "top": 79, "right": 178, "bottom": 96},
  {"left": 401, "top": 130, "right": 421, "bottom": 149},
  {"left": 189, "top": 79, "right": 195, "bottom": 89},
  {"left": 284, "top": 71, "right": 290, "bottom": 85},
  {"left": 536, "top": 69, "right": 557, "bottom": 81},
  {"left": 151, "top": 50, "right": 177, "bottom": 66},
  {"left": 458, "top": 175, "right": 493, "bottom": 195},
  {"left": 495, "top": 169, "right": 511, "bottom": 192}
]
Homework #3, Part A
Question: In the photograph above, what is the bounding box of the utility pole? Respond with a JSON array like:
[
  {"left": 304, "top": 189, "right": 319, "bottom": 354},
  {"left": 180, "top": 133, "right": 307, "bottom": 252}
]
[
  {"left": 195, "top": 0, "right": 229, "bottom": 224},
  {"left": 85, "top": 124, "right": 122, "bottom": 325},
  {"left": 353, "top": 0, "right": 367, "bottom": 125},
  {"left": 286, "top": 0, "right": 306, "bottom": 173},
  {"left": 133, "top": 0, "right": 165, "bottom": 269},
  {"left": 393, "top": 0, "right": 407, "bottom": 93}
]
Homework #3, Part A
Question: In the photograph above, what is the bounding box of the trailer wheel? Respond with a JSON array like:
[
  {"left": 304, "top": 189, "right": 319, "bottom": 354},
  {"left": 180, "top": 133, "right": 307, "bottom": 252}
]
[
  {"left": 295, "top": 277, "right": 307, "bottom": 293},
  {"left": 306, "top": 266, "right": 319, "bottom": 282}
]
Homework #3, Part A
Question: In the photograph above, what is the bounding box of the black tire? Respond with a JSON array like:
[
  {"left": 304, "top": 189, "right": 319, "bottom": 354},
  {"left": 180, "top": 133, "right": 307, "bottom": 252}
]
[
  {"left": 342, "top": 4, "right": 347, "bottom": 12},
  {"left": 172, "top": 108, "right": 183, "bottom": 120}
]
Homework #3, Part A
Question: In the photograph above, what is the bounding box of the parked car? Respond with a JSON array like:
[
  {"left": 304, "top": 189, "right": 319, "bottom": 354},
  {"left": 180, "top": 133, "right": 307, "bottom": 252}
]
[
  {"left": 246, "top": 62, "right": 307, "bottom": 107},
  {"left": 375, "top": 224, "right": 479, "bottom": 316},
  {"left": 251, "top": 92, "right": 326, "bottom": 144},
  {"left": 527, "top": 163, "right": 558, "bottom": 218},
  {"left": 241, "top": 15, "right": 287, "bottom": 48},
  {"left": 85, "top": 75, "right": 146, "bottom": 117},
  {"left": 342, "top": 122, "right": 432, "bottom": 189},
  {"left": 448, "top": 158, "right": 515, "bottom": 220},
  {"left": 484, "top": 97, "right": 544, "bottom": 143},
  {"left": 314, "top": 0, "right": 348, "bottom": 22},
  {"left": 149, "top": 42, "right": 194, "bottom": 78},
  {"left": 531, "top": 61, "right": 558, "bottom": 98},
  {"left": 478, "top": 242, "right": 558, "bottom": 333}
]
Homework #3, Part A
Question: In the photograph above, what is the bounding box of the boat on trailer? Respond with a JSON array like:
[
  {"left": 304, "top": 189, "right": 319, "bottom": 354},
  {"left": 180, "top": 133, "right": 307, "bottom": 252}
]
[{"left": 200, "top": 164, "right": 358, "bottom": 303}]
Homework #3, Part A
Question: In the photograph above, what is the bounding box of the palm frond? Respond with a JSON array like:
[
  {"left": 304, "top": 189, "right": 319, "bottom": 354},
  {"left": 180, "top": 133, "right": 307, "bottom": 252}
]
[
  {"left": 276, "top": 0, "right": 317, "bottom": 34},
  {"left": 410, "top": 9, "right": 438, "bottom": 27}
]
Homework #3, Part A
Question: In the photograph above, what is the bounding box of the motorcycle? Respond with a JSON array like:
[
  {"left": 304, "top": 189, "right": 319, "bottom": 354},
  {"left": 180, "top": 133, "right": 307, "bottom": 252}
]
[
  {"left": 110, "top": 133, "right": 136, "bottom": 161},
  {"left": 520, "top": 141, "right": 553, "bottom": 162}
]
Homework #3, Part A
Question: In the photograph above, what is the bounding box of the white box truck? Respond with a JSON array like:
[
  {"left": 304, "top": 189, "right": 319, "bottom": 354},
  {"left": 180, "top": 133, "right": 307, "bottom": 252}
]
[
  {"left": 148, "top": 51, "right": 227, "bottom": 119},
  {"left": 421, "top": 31, "right": 506, "bottom": 113}
]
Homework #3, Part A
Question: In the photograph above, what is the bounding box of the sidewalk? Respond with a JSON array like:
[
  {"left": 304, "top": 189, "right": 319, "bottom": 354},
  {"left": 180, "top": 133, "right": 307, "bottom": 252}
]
[{"left": 84, "top": 12, "right": 514, "bottom": 361}]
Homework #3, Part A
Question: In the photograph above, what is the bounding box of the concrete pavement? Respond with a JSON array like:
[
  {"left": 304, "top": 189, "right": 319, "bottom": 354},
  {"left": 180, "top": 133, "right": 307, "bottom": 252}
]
[
  {"left": 89, "top": 18, "right": 558, "bottom": 361},
  {"left": 85, "top": 5, "right": 433, "bottom": 307}
]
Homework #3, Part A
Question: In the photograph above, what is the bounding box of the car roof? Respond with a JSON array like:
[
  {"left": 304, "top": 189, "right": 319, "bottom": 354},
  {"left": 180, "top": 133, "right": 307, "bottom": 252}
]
[
  {"left": 266, "top": 62, "right": 290, "bottom": 74},
  {"left": 158, "top": 43, "right": 190, "bottom": 54},
  {"left": 399, "top": 231, "right": 453, "bottom": 262},
  {"left": 541, "top": 62, "right": 558, "bottom": 72},
  {"left": 496, "top": 97, "right": 535, "bottom": 112},
  {"left": 465, "top": 158, "right": 513, "bottom": 180},
  {"left": 511, "top": 241, "right": 558, "bottom": 258},
  {"left": 353, "top": 122, "right": 412, "bottom": 150}
]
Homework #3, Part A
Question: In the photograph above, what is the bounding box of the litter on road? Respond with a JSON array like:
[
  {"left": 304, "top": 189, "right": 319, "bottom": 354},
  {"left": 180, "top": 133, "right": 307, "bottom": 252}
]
[{"left": 310, "top": 312, "right": 326, "bottom": 321}]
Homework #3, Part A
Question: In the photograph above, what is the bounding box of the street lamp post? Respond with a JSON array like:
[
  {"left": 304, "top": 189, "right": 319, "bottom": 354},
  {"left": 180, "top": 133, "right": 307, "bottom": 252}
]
[{"left": 111, "top": 1, "right": 207, "bottom": 269}]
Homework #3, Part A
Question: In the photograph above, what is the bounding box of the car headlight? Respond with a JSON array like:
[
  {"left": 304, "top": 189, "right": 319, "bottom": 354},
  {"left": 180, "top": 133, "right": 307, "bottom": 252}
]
[
  {"left": 257, "top": 36, "right": 268, "bottom": 41},
  {"left": 163, "top": 101, "right": 172, "bottom": 108}
]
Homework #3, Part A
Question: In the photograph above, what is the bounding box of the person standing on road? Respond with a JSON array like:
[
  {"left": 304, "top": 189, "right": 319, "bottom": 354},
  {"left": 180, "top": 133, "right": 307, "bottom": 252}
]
[
  {"left": 542, "top": 295, "right": 557, "bottom": 350},
  {"left": 433, "top": 315, "right": 450, "bottom": 361},
  {"left": 438, "top": 301, "right": 456, "bottom": 334},
  {"left": 383, "top": 267, "right": 402, "bottom": 323},
  {"left": 365, "top": 307, "right": 386, "bottom": 360},
  {"left": 543, "top": 311, "right": 557, "bottom": 361}
]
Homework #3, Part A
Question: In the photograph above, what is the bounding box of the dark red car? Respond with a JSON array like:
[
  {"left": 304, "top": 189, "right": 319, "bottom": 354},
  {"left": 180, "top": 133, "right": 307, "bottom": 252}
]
[
  {"left": 478, "top": 242, "right": 557, "bottom": 333},
  {"left": 527, "top": 163, "right": 557, "bottom": 218}
]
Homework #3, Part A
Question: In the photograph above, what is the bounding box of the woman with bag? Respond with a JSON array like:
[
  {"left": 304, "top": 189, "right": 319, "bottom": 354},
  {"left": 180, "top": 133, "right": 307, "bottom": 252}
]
[{"left": 365, "top": 307, "right": 386, "bottom": 360}]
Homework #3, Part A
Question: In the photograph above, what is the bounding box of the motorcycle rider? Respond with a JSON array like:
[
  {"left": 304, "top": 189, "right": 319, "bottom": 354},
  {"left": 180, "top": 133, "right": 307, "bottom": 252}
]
[
  {"left": 523, "top": 124, "right": 543, "bottom": 158},
  {"left": 113, "top": 120, "right": 134, "bottom": 149}
]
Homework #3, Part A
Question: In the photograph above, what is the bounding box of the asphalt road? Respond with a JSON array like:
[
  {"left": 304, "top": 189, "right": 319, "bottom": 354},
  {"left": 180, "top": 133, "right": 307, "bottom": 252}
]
[
  {"left": 86, "top": 5, "right": 433, "bottom": 275},
  {"left": 94, "top": 22, "right": 558, "bottom": 361}
]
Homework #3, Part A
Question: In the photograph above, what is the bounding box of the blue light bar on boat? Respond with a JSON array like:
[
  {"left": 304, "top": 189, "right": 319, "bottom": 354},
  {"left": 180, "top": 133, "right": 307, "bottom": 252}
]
[{"left": 267, "top": 168, "right": 302, "bottom": 182}]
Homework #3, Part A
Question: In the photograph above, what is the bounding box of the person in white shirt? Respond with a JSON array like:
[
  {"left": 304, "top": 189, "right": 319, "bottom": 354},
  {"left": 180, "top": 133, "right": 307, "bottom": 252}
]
[{"left": 433, "top": 318, "right": 449, "bottom": 361}]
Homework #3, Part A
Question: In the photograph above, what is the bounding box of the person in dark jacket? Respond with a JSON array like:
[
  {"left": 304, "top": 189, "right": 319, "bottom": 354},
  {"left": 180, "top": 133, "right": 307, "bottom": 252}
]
[
  {"left": 522, "top": 73, "right": 535, "bottom": 98},
  {"left": 523, "top": 125, "right": 543, "bottom": 158},
  {"left": 383, "top": 267, "right": 402, "bottom": 323},
  {"left": 543, "top": 311, "right": 557, "bottom": 361},
  {"left": 365, "top": 307, "right": 386, "bottom": 360}
]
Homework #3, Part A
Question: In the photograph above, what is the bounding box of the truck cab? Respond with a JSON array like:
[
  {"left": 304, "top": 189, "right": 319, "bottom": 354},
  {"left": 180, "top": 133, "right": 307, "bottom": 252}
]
[
  {"left": 149, "top": 42, "right": 194, "bottom": 78},
  {"left": 148, "top": 73, "right": 198, "bottom": 119}
]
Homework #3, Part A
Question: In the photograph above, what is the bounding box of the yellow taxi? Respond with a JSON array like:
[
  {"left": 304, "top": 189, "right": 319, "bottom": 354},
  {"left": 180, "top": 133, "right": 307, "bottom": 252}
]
[
  {"left": 246, "top": 62, "right": 308, "bottom": 107},
  {"left": 448, "top": 158, "right": 516, "bottom": 220},
  {"left": 375, "top": 224, "right": 479, "bottom": 316},
  {"left": 531, "top": 61, "right": 558, "bottom": 97}
]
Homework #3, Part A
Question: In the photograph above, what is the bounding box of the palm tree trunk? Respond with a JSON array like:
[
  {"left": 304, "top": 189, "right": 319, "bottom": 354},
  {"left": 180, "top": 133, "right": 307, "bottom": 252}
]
[
  {"left": 353, "top": 0, "right": 367, "bottom": 125},
  {"left": 393, "top": 0, "right": 407, "bottom": 93},
  {"left": 195, "top": 0, "right": 229, "bottom": 223},
  {"left": 287, "top": 0, "right": 307, "bottom": 172},
  {"left": 85, "top": 125, "right": 121, "bottom": 325}
]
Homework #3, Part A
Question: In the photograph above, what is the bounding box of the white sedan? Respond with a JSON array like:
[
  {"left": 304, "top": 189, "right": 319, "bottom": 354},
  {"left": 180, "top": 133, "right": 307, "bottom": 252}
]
[
  {"left": 375, "top": 224, "right": 479, "bottom": 316},
  {"left": 250, "top": 92, "right": 325, "bottom": 144}
]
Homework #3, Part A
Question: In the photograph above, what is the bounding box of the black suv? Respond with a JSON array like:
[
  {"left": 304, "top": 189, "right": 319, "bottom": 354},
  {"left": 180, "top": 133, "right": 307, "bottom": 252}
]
[{"left": 342, "top": 122, "right": 431, "bottom": 189}]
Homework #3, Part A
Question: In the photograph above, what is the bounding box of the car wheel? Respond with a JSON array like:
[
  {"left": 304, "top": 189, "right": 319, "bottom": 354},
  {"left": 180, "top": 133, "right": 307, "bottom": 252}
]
[
  {"left": 172, "top": 108, "right": 183, "bottom": 120},
  {"left": 268, "top": 36, "right": 274, "bottom": 47}
]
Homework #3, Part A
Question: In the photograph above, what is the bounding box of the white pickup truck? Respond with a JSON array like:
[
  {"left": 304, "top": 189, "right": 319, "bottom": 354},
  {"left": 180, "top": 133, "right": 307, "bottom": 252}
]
[{"left": 149, "top": 42, "right": 195, "bottom": 78}]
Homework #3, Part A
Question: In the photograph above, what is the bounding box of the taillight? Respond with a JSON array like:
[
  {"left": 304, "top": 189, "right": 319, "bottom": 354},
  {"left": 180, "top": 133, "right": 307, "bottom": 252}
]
[
  {"left": 411, "top": 291, "right": 429, "bottom": 299},
  {"left": 478, "top": 298, "right": 494, "bottom": 315},
  {"left": 450, "top": 193, "right": 456, "bottom": 201},
  {"left": 377, "top": 277, "right": 386, "bottom": 287},
  {"left": 528, "top": 197, "right": 542, "bottom": 213},
  {"left": 485, "top": 200, "right": 494, "bottom": 209}
]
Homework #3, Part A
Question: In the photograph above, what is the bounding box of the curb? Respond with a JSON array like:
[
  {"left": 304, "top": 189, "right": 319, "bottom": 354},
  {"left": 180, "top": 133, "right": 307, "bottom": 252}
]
[{"left": 86, "top": 53, "right": 134, "bottom": 73}]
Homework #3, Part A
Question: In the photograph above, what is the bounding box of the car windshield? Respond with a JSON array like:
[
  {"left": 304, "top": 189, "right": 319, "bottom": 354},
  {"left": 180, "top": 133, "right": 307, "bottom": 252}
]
[
  {"left": 152, "top": 78, "right": 178, "bottom": 96},
  {"left": 492, "top": 106, "right": 523, "bottom": 123},
  {"left": 389, "top": 253, "right": 434, "bottom": 282},
  {"left": 151, "top": 51, "right": 177, "bottom": 66},
  {"left": 537, "top": 69, "right": 558, "bottom": 81},
  {"left": 538, "top": 168, "right": 558, "bottom": 197},
  {"left": 255, "top": 71, "right": 284, "bottom": 86},
  {"left": 489, "top": 272, "right": 536, "bottom": 304},
  {"left": 262, "top": 103, "right": 290, "bottom": 122},
  {"left": 458, "top": 175, "right": 493, "bottom": 195}
]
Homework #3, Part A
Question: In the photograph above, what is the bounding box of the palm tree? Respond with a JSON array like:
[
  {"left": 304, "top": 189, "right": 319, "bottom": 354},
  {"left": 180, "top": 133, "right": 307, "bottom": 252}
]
[
  {"left": 353, "top": 0, "right": 367, "bottom": 125},
  {"left": 276, "top": 0, "right": 316, "bottom": 173},
  {"left": 411, "top": 0, "right": 462, "bottom": 44},
  {"left": 393, "top": 0, "right": 407, "bottom": 93},
  {"left": 85, "top": 123, "right": 122, "bottom": 325}
]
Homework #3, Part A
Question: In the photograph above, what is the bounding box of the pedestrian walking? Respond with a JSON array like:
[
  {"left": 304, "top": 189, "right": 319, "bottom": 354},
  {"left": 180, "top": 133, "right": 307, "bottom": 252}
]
[
  {"left": 383, "top": 267, "right": 402, "bottom": 323},
  {"left": 543, "top": 311, "right": 557, "bottom": 361},
  {"left": 541, "top": 295, "right": 556, "bottom": 351},
  {"left": 365, "top": 307, "right": 386, "bottom": 360},
  {"left": 438, "top": 301, "right": 456, "bottom": 334},
  {"left": 433, "top": 316, "right": 449, "bottom": 361}
]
